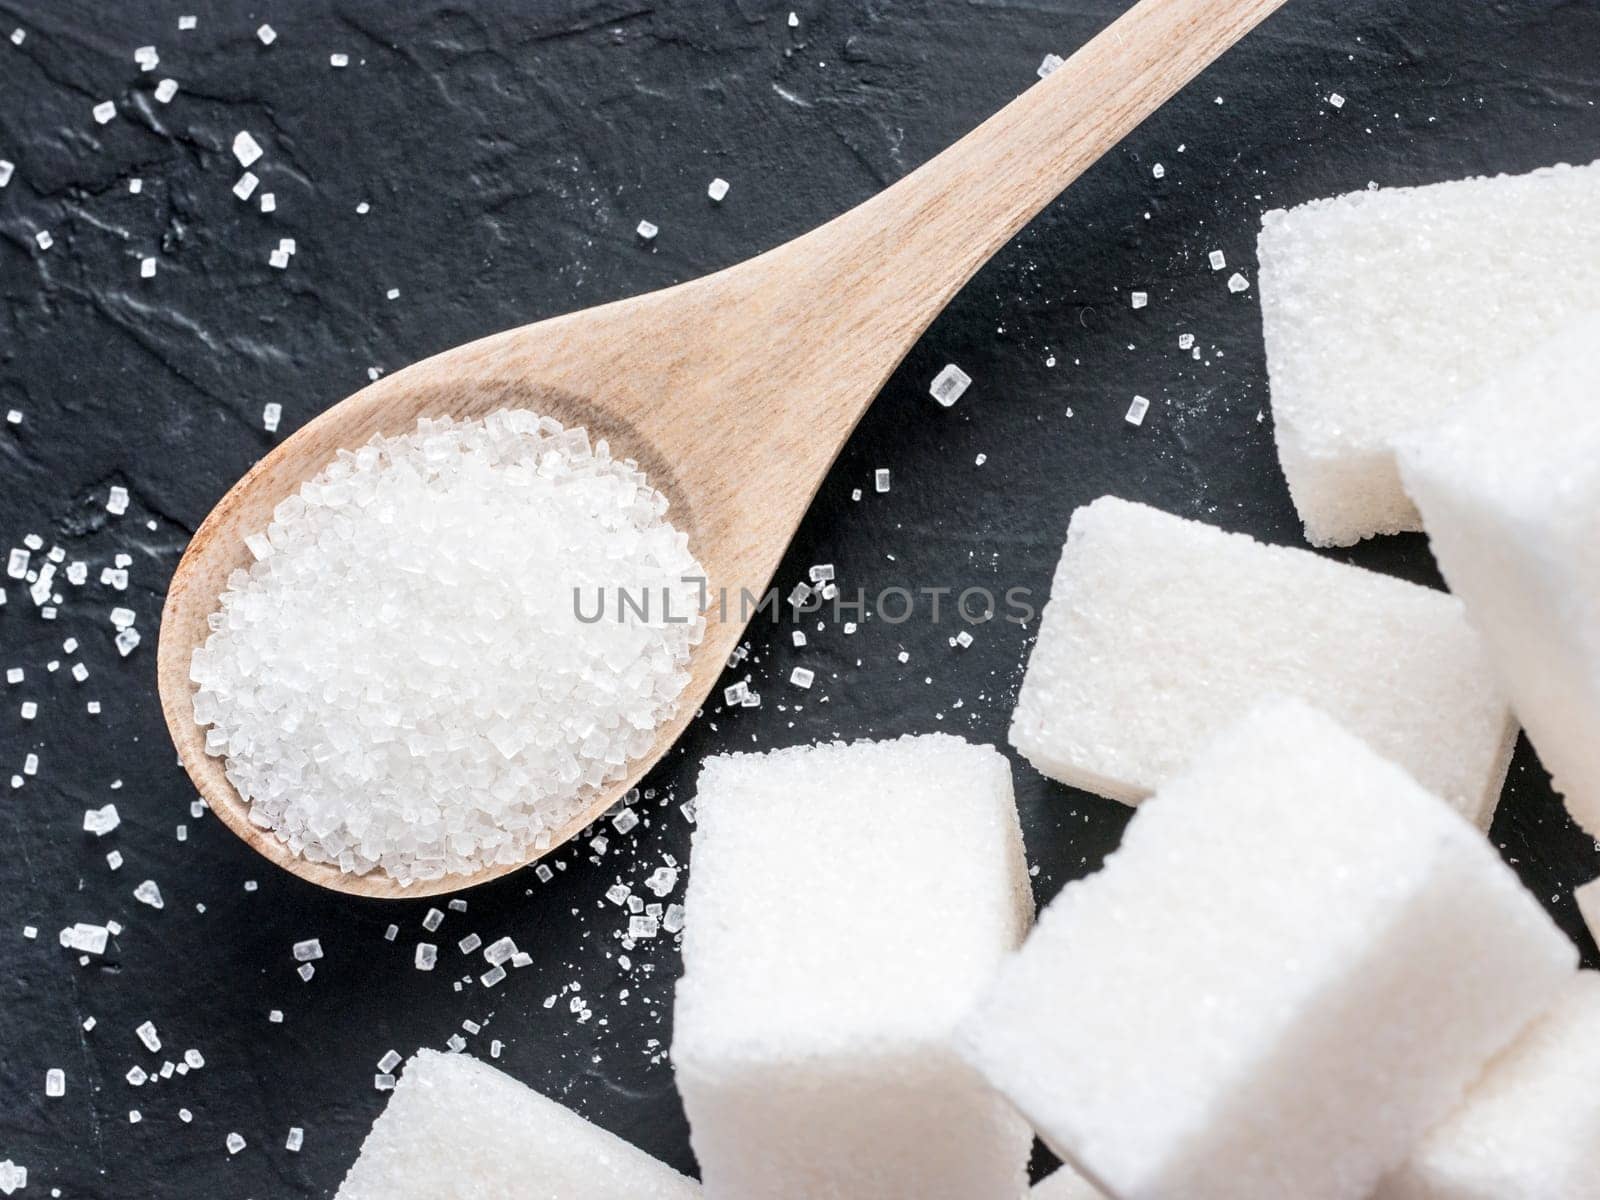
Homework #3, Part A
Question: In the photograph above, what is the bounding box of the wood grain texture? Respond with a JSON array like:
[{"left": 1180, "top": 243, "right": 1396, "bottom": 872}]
[{"left": 156, "top": 0, "right": 1290, "bottom": 898}]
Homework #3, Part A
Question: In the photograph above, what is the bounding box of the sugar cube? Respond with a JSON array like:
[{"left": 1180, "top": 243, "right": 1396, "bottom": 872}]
[
  {"left": 1375, "top": 973, "right": 1600, "bottom": 1200},
  {"left": 1395, "top": 316, "right": 1600, "bottom": 837},
  {"left": 335, "top": 1049, "right": 697, "bottom": 1199},
  {"left": 929, "top": 363, "right": 971, "bottom": 407},
  {"left": 1257, "top": 160, "right": 1600, "bottom": 545},
  {"left": 961, "top": 700, "right": 1576, "bottom": 1200},
  {"left": 673, "top": 734, "right": 1033, "bottom": 1199},
  {"left": 1009, "top": 496, "right": 1513, "bottom": 826},
  {"left": 1577, "top": 878, "right": 1600, "bottom": 947},
  {"left": 1033, "top": 1164, "right": 1105, "bottom": 1198}
]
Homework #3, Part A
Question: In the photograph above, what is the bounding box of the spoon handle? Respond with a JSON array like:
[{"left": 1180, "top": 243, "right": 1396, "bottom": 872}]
[{"left": 791, "top": 0, "right": 1290, "bottom": 350}]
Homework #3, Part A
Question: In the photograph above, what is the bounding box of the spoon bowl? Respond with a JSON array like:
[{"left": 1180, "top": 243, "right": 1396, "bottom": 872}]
[{"left": 157, "top": 0, "right": 1289, "bottom": 897}]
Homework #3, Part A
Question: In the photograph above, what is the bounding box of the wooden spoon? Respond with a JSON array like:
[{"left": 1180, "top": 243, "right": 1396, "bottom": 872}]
[{"left": 157, "top": 0, "right": 1289, "bottom": 898}]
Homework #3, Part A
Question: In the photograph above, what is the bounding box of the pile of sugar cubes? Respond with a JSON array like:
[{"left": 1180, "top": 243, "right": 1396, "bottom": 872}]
[{"left": 333, "top": 160, "right": 1600, "bottom": 1198}]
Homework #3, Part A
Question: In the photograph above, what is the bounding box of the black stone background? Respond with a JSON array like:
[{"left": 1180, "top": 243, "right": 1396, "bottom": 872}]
[{"left": 2, "top": 0, "right": 1598, "bottom": 1196}]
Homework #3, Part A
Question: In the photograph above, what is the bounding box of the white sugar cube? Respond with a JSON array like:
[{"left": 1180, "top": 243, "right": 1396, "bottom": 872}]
[
  {"left": 93, "top": 100, "right": 115, "bottom": 124},
  {"left": 336, "top": 1050, "right": 697, "bottom": 1199},
  {"left": 929, "top": 363, "right": 971, "bottom": 407},
  {"left": 1577, "top": 878, "right": 1600, "bottom": 946},
  {"left": 1258, "top": 159, "right": 1600, "bottom": 545},
  {"left": 961, "top": 700, "right": 1576, "bottom": 1200},
  {"left": 673, "top": 734, "right": 1033, "bottom": 1199},
  {"left": 707, "top": 177, "right": 729, "bottom": 202},
  {"left": 1395, "top": 316, "right": 1600, "bottom": 838},
  {"left": 1034, "top": 1164, "right": 1105, "bottom": 1198},
  {"left": 1009, "top": 496, "right": 1513, "bottom": 826},
  {"left": 1376, "top": 973, "right": 1600, "bottom": 1200},
  {"left": 232, "top": 131, "right": 263, "bottom": 167}
]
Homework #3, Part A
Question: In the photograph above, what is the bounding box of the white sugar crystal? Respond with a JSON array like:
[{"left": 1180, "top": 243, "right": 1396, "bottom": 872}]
[
  {"left": 179, "top": 15, "right": 196, "bottom": 29},
  {"left": 1037, "top": 52, "right": 1064, "bottom": 79},
  {"left": 1395, "top": 316, "right": 1600, "bottom": 838},
  {"left": 961, "top": 700, "right": 1576, "bottom": 1200},
  {"left": 722, "top": 682, "right": 749, "bottom": 706},
  {"left": 422, "top": 908, "right": 443, "bottom": 932},
  {"left": 1329, "top": 91, "right": 1346, "bottom": 107},
  {"left": 115, "top": 628, "right": 141, "bottom": 657},
  {"left": 1208, "top": 249, "right": 1226, "bottom": 270},
  {"left": 1009, "top": 497, "right": 1514, "bottom": 826},
  {"left": 1124, "top": 395, "right": 1149, "bottom": 426},
  {"left": 707, "top": 177, "right": 729, "bottom": 202},
  {"left": 636, "top": 219, "right": 658, "bottom": 240},
  {"left": 227, "top": 1132, "right": 246, "bottom": 1154},
  {"left": 674, "top": 735, "right": 1033, "bottom": 1199},
  {"left": 126, "top": 1066, "right": 148, "bottom": 1086},
  {"left": 414, "top": 944, "right": 437, "bottom": 971},
  {"left": 874, "top": 468, "right": 890, "bottom": 493},
  {"left": 32, "top": 230, "right": 50, "bottom": 250},
  {"left": 189, "top": 412, "right": 704, "bottom": 884},
  {"left": 484, "top": 936, "right": 516, "bottom": 964},
  {"left": 788, "top": 667, "right": 813, "bottom": 689},
  {"left": 292, "top": 938, "right": 323, "bottom": 962},
  {"left": 106, "top": 485, "right": 129, "bottom": 514},
  {"left": 1226, "top": 270, "right": 1250, "bottom": 293},
  {"left": 269, "top": 248, "right": 290, "bottom": 269},
  {"left": 93, "top": 100, "right": 116, "bottom": 124},
  {"left": 233, "top": 171, "right": 259, "bottom": 200},
  {"left": 331, "top": 53, "right": 349, "bottom": 67},
  {"left": 287, "top": 1126, "right": 304, "bottom": 1151},
  {"left": 260, "top": 192, "right": 276, "bottom": 212},
  {"left": 0, "top": 1161, "right": 23, "bottom": 1194},
  {"left": 62, "top": 923, "right": 109, "bottom": 954},
  {"left": 1178, "top": 332, "right": 1194, "bottom": 350},
  {"left": 336, "top": 1049, "right": 697, "bottom": 1199},
  {"left": 1376, "top": 972, "right": 1600, "bottom": 1199},
  {"left": 1130, "top": 291, "right": 1147, "bottom": 309},
  {"left": 154, "top": 78, "right": 178, "bottom": 103},
  {"left": 0, "top": 161, "right": 12, "bottom": 188},
  {"left": 136, "top": 1020, "right": 161, "bottom": 1051},
  {"left": 44, "top": 1068, "right": 64, "bottom": 1097},
  {"left": 106, "top": 850, "right": 121, "bottom": 869},
  {"left": 134, "top": 45, "right": 158, "bottom": 70},
  {"left": 133, "top": 880, "right": 163, "bottom": 909},
  {"left": 1151, "top": 162, "right": 1165, "bottom": 179},
  {"left": 256, "top": 23, "right": 276, "bottom": 44},
  {"left": 929, "top": 363, "right": 971, "bottom": 407},
  {"left": 1258, "top": 160, "right": 1600, "bottom": 545},
  {"left": 262, "top": 402, "right": 282, "bottom": 432},
  {"left": 83, "top": 804, "right": 120, "bottom": 835},
  {"left": 139, "top": 256, "right": 156, "bottom": 279},
  {"left": 458, "top": 933, "right": 482, "bottom": 954},
  {"left": 1033, "top": 1165, "right": 1104, "bottom": 1198},
  {"left": 377, "top": 1049, "right": 402, "bottom": 1073},
  {"left": 232, "top": 131, "right": 263, "bottom": 166}
]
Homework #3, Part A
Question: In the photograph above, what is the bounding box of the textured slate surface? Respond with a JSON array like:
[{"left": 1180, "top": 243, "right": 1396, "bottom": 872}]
[{"left": 2, "top": 1, "right": 1597, "bottom": 1196}]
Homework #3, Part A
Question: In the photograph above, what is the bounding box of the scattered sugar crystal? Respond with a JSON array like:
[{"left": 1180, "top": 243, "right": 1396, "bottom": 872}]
[
  {"left": 126, "top": 1066, "right": 148, "bottom": 1087},
  {"left": 260, "top": 192, "right": 276, "bottom": 212},
  {"left": 1395, "top": 317, "right": 1600, "bottom": 836},
  {"left": 140, "top": 257, "right": 156, "bottom": 279},
  {"left": 287, "top": 1126, "right": 304, "bottom": 1152},
  {"left": 645, "top": 866, "right": 678, "bottom": 896},
  {"left": 636, "top": 219, "right": 658, "bottom": 240},
  {"left": 481, "top": 965, "right": 507, "bottom": 987},
  {"left": 1208, "top": 249, "right": 1226, "bottom": 270},
  {"left": 723, "top": 682, "right": 750, "bottom": 706},
  {"left": 262, "top": 402, "right": 282, "bottom": 432},
  {"left": 792, "top": 631, "right": 806, "bottom": 647},
  {"left": 1329, "top": 92, "right": 1346, "bottom": 108},
  {"left": 256, "top": 23, "right": 275, "bottom": 44},
  {"left": 110, "top": 607, "right": 136, "bottom": 629},
  {"left": 611, "top": 808, "right": 639, "bottom": 835},
  {"left": 788, "top": 11, "right": 799, "bottom": 26},
  {"left": 1037, "top": 53, "right": 1065, "bottom": 78},
  {"left": 188, "top": 412, "right": 705, "bottom": 884},
  {"left": 1227, "top": 271, "right": 1250, "bottom": 293},
  {"left": 929, "top": 364, "right": 971, "bottom": 407},
  {"left": 788, "top": 667, "right": 814, "bottom": 689},
  {"left": 1257, "top": 160, "right": 1600, "bottom": 545},
  {"left": 1178, "top": 332, "right": 1195, "bottom": 350},
  {"left": 1130, "top": 291, "right": 1148, "bottom": 309},
  {"left": 292, "top": 938, "right": 323, "bottom": 962},
  {"left": 675, "top": 735, "right": 1033, "bottom": 1198},
  {"left": 268, "top": 1010, "right": 283, "bottom": 1023},
  {"left": 484, "top": 936, "right": 516, "bottom": 964},
  {"left": 960, "top": 700, "right": 1575, "bottom": 1200},
  {"left": 226, "top": 1132, "right": 246, "bottom": 1155},
  {"left": 128, "top": 178, "right": 142, "bottom": 193},
  {"left": 377, "top": 1050, "right": 402, "bottom": 1073},
  {"left": 628, "top": 915, "right": 658, "bottom": 939},
  {"left": 134, "top": 45, "right": 158, "bottom": 70},
  {"left": 708, "top": 177, "right": 729, "bottom": 202},
  {"left": 178, "top": 15, "right": 196, "bottom": 29},
  {"left": 0, "top": 1161, "right": 23, "bottom": 1193},
  {"left": 84, "top": 804, "right": 120, "bottom": 835},
  {"left": 375, "top": 1074, "right": 396, "bottom": 1090},
  {"left": 184, "top": 1048, "right": 204, "bottom": 1069},
  {"left": 415, "top": 944, "right": 438, "bottom": 971},
  {"left": 1125, "top": 395, "right": 1150, "bottom": 426},
  {"left": 447, "top": 899, "right": 467, "bottom": 912},
  {"left": 298, "top": 962, "right": 315, "bottom": 981},
  {"left": 384, "top": 924, "right": 399, "bottom": 942},
  {"left": 874, "top": 468, "right": 890, "bottom": 493},
  {"left": 233, "top": 131, "right": 263, "bottom": 167},
  {"left": 423, "top": 909, "right": 444, "bottom": 932},
  {"left": 337, "top": 1049, "right": 697, "bottom": 1198},
  {"left": 19, "top": 702, "right": 34, "bottom": 720},
  {"left": 45, "top": 1068, "right": 64, "bottom": 1097},
  {"left": 1009, "top": 497, "right": 1514, "bottom": 826},
  {"left": 136, "top": 1021, "right": 161, "bottom": 1051},
  {"left": 93, "top": 100, "right": 116, "bottom": 124},
  {"left": 133, "top": 880, "right": 163, "bottom": 909},
  {"left": 154, "top": 78, "right": 178, "bottom": 103},
  {"left": 23, "top": 754, "right": 37, "bottom": 775},
  {"left": 1152, "top": 163, "right": 1165, "bottom": 179},
  {"left": 115, "top": 628, "right": 141, "bottom": 657},
  {"left": 458, "top": 933, "right": 482, "bottom": 954},
  {"left": 0, "top": 161, "right": 12, "bottom": 188},
  {"left": 490, "top": 1039, "right": 503, "bottom": 1057},
  {"left": 106, "top": 485, "right": 129, "bottom": 514},
  {"left": 331, "top": 53, "right": 349, "bottom": 67},
  {"left": 29, "top": 230, "right": 46, "bottom": 250},
  {"left": 233, "top": 172, "right": 259, "bottom": 200},
  {"left": 954, "top": 630, "right": 974, "bottom": 649},
  {"left": 106, "top": 850, "right": 122, "bottom": 869},
  {"left": 269, "top": 248, "right": 291, "bottom": 269}
]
